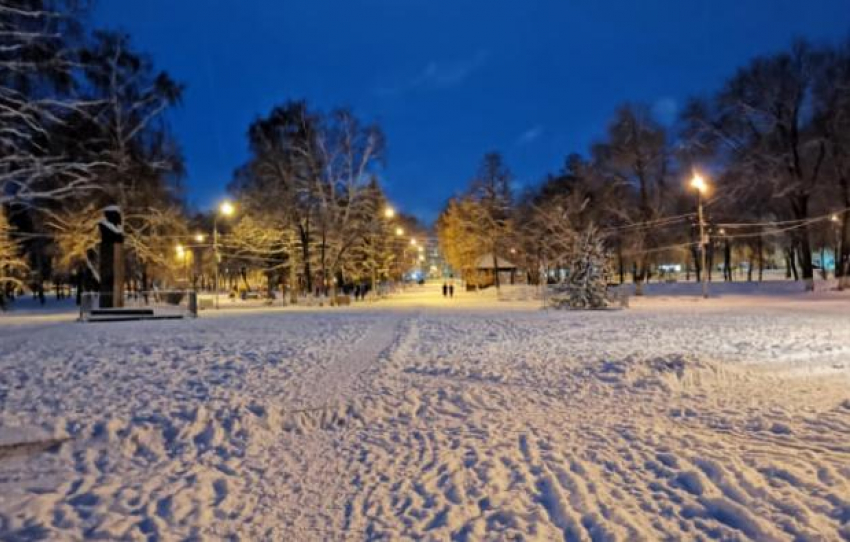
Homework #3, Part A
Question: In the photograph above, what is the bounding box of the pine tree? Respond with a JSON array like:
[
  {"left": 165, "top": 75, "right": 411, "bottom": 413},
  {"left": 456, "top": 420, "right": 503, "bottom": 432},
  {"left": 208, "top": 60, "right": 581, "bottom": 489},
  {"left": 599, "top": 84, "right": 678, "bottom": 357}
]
[{"left": 553, "top": 227, "right": 610, "bottom": 309}]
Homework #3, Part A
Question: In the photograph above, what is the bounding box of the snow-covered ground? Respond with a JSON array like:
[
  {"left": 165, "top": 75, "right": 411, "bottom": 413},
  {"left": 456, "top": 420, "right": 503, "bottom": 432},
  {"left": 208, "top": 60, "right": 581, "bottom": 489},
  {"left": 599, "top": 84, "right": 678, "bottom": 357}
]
[{"left": 0, "top": 284, "right": 849, "bottom": 540}]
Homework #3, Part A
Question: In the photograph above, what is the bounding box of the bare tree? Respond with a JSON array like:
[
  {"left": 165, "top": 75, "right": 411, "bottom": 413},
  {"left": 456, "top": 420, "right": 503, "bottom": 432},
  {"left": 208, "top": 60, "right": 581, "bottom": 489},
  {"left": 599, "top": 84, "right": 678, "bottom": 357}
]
[
  {"left": 592, "top": 104, "right": 675, "bottom": 288},
  {"left": 0, "top": 0, "right": 105, "bottom": 207},
  {"left": 468, "top": 152, "right": 513, "bottom": 289},
  {"left": 683, "top": 42, "right": 830, "bottom": 289}
]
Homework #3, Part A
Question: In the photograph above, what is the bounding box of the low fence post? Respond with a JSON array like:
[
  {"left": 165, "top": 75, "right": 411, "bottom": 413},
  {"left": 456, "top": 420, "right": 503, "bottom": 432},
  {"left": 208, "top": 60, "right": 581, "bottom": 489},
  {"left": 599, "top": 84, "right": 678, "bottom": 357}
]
[{"left": 188, "top": 290, "right": 198, "bottom": 318}]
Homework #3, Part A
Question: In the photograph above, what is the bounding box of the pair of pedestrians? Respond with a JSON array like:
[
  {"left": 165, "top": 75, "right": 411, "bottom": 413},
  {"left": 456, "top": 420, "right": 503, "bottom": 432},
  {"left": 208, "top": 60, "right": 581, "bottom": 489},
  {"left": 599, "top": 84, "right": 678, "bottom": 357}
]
[{"left": 442, "top": 283, "right": 454, "bottom": 298}]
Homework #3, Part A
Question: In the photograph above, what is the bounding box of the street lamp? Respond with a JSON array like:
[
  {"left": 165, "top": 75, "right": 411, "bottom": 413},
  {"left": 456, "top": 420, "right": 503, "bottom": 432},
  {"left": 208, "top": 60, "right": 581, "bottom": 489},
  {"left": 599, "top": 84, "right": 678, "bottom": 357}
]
[
  {"left": 195, "top": 233, "right": 205, "bottom": 243},
  {"left": 690, "top": 173, "right": 709, "bottom": 298},
  {"left": 395, "top": 227, "right": 404, "bottom": 237},
  {"left": 214, "top": 200, "right": 236, "bottom": 309},
  {"left": 384, "top": 207, "right": 396, "bottom": 219}
]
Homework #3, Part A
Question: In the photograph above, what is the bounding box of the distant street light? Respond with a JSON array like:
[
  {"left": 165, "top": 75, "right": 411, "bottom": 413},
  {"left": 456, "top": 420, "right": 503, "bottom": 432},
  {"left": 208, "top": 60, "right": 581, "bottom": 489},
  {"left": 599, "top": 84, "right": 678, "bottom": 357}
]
[
  {"left": 214, "top": 200, "right": 236, "bottom": 309},
  {"left": 195, "top": 233, "right": 205, "bottom": 243},
  {"left": 410, "top": 238, "right": 417, "bottom": 246},
  {"left": 384, "top": 207, "right": 396, "bottom": 219},
  {"left": 395, "top": 227, "right": 404, "bottom": 236},
  {"left": 220, "top": 201, "right": 235, "bottom": 217},
  {"left": 690, "top": 173, "right": 709, "bottom": 299}
]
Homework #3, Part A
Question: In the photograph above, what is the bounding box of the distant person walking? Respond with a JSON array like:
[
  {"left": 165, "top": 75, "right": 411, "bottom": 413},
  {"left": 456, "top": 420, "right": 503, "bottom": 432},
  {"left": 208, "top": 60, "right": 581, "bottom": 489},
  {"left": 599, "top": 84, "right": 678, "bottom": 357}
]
[
  {"left": 442, "top": 283, "right": 448, "bottom": 297},
  {"left": 449, "top": 283, "right": 454, "bottom": 298}
]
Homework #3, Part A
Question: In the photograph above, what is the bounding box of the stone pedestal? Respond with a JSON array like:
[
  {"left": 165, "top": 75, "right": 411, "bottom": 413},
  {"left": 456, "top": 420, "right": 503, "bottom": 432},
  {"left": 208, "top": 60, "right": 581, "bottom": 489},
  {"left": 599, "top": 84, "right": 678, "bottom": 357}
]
[{"left": 98, "top": 206, "right": 125, "bottom": 308}]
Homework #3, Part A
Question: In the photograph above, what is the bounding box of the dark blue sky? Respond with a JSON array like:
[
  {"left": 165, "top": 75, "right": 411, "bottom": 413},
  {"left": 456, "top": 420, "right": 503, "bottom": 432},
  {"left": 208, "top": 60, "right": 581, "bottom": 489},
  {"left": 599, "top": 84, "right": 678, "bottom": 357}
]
[{"left": 93, "top": 1, "right": 849, "bottom": 223}]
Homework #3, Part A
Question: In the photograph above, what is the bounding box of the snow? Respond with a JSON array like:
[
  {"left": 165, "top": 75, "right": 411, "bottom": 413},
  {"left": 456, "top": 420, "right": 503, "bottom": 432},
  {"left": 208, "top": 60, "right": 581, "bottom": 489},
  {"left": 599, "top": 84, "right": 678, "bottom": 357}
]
[{"left": 0, "top": 283, "right": 849, "bottom": 540}]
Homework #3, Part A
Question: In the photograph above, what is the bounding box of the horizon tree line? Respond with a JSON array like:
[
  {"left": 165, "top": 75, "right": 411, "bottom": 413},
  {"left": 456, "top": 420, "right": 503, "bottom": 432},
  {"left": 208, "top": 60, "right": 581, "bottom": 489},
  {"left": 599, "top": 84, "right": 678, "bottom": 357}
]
[
  {"left": 0, "top": 0, "right": 425, "bottom": 306},
  {"left": 2, "top": 2, "right": 848, "bottom": 306},
  {"left": 439, "top": 38, "right": 850, "bottom": 292}
]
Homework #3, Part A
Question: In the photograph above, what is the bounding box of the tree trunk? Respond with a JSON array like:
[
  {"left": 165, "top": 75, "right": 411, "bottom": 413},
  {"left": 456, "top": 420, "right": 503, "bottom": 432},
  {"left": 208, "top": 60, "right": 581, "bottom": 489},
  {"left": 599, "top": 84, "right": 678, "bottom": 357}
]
[
  {"left": 790, "top": 195, "right": 814, "bottom": 290},
  {"left": 299, "top": 224, "right": 312, "bottom": 293},
  {"left": 76, "top": 267, "right": 84, "bottom": 305},
  {"left": 786, "top": 247, "right": 799, "bottom": 281},
  {"left": 837, "top": 178, "right": 850, "bottom": 290},
  {"left": 320, "top": 231, "right": 328, "bottom": 296},
  {"left": 691, "top": 246, "right": 701, "bottom": 282},
  {"left": 289, "top": 238, "right": 298, "bottom": 304},
  {"left": 617, "top": 244, "right": 624, "bottom": 284}
]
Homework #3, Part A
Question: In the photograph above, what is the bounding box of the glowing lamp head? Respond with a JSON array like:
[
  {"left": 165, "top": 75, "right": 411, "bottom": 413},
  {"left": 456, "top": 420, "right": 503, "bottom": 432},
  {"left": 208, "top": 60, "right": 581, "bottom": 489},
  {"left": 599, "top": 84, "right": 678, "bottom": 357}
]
[
  {"left": 395, "top": 227, "right": 404, "bottom": 236},
  {"left": 195, "top": 233, "right": 205, "bottom": 243},
  {"left": 690, "top": 174, "right": 708, "bottom": 194},
  {"left": 219, "top": 201, "right": 235, "bottom": 217},
  {"left": 175, "top": 244, "right": 185, "bottom": 257},
  {"left": 410, "top": 238, "right": 417, "bottom": 246},
  {"left": 384, "top": 207, "right": 396, "bottom": 219},
  {"left": 831, "top": 214, "right": 840, "bottom": 223}
]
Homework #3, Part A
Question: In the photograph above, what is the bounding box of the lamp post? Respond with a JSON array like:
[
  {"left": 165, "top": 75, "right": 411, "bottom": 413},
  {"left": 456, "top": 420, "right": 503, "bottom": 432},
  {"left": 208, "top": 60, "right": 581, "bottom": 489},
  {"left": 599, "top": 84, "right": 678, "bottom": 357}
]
[
  {"left": 214, "top": 201, "right": 235, "bottom": 309},
  {"left": 690, "top": 174, "right": 709, "bottom": 298}
]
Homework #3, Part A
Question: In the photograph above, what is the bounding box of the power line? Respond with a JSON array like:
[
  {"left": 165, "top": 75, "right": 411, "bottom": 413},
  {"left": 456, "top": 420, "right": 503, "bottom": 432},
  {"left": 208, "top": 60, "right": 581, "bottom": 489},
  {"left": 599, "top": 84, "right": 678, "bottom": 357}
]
[{"left": 600, "top": 212, "right": 696, "bottom": 234}]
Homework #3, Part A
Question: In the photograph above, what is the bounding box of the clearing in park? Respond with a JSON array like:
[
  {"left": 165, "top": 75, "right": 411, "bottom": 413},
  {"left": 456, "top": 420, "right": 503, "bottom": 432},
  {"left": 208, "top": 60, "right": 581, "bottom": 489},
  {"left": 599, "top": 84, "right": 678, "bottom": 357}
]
[{"left": 1, "top": 283, "right": 849, "bottom": 540}]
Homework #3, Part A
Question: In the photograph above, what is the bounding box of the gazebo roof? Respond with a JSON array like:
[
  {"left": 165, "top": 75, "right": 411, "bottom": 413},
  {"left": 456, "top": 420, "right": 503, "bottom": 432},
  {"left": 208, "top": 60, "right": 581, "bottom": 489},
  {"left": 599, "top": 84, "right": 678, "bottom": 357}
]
[{"left": 475, "top": 253, "right": 517, "bottom": 270}]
